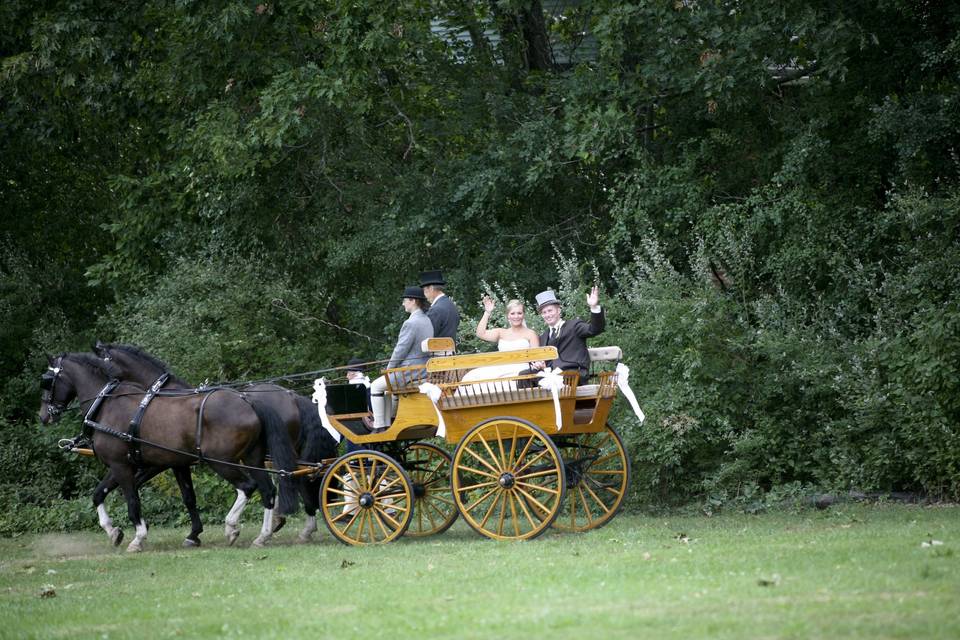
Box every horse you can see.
[93,342,339,542]
[39,352,299,552]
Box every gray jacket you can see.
[388,309,434,369]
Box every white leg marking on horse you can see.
[224,489,247,545]
[298,515,317,542]
[251,508,273,547]
[97,504,123,545]
[126,519,147,553]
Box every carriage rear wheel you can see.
[552,424,630,532]
[320,450,413,545]
[404,443,458,537]
[451,417,565,541]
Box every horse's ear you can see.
[46,353,55,365]
[92,341,104,354]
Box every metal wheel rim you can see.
[552,424,630,532]
[320,451,413,545]
[452,417,565,541]
[405,443,458,537]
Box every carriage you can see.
[45,338,640,549]
[312,337,635,545]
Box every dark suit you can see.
[541,310,605,381]
[427,294,460,341]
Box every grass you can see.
[0,503,957,639]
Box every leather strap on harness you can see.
[82,379,122,445]
[194,386,249,463]
[126,373,170,467]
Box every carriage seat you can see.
[421,336,455,356]
[574,346,622,398]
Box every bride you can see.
[461,296,540,382]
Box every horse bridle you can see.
[40,355,68,419]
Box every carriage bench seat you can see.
[427,346,565,408]
[573,346,622,398]
[438,375,576,410]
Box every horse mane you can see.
[101,343,174,372]
[61,352,121,380]
[100,342,191,386]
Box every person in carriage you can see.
[368,285,434,432]
[460,296,541,383]
[419,269,460,342]
[521,286,605,385]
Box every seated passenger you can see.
[461,297,540,383]
[520,286,604,385]
[369,286,434,431]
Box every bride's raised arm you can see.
[475,296,502,343]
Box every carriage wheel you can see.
[452,417,565,541]
[404,443,458,537]
[552,424,630,532]
[320,451,413,545]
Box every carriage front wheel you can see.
[451,417,565,541]
[319,450,413,545]
[552,424,630,532]
[404,443,458,537]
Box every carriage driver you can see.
[369,286,434,432]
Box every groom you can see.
[528,286,605,383]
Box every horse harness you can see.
[46,367,291,477]
[125,373,170,466]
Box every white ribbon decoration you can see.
[311,377,342,443]
[537,367,566,430]
[418,382,446,438]
[615,363,645,424]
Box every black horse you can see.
[93,342,339,542]
[39,352,299,551]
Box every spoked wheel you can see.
[552,424,630,532]
[404,443,458,537]
[452,417,565,541]
[320,450,413,545]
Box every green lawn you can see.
[0,504,957,639]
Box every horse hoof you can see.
[251,537,268,548]
[126,541,143,553]
[183,538,201,548]
[226,530,239,546]
[272,517,287,534]
[297,533,312,544]
[111,529,125,547]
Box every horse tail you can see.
[250,400,300,516]
[295,395,339,463]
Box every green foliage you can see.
[99,254,350,382]
[2,0,960,525]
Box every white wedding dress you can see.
[460,338,531,383]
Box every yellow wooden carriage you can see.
[317,338,631,545]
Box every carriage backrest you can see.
[325,383,370,415]
[420,336,455,356]
[587,346,621,379]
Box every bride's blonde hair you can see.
[505,299,524,314]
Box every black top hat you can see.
[401,285,427,300]
[346,357,365,373]
[418,270,446,287]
